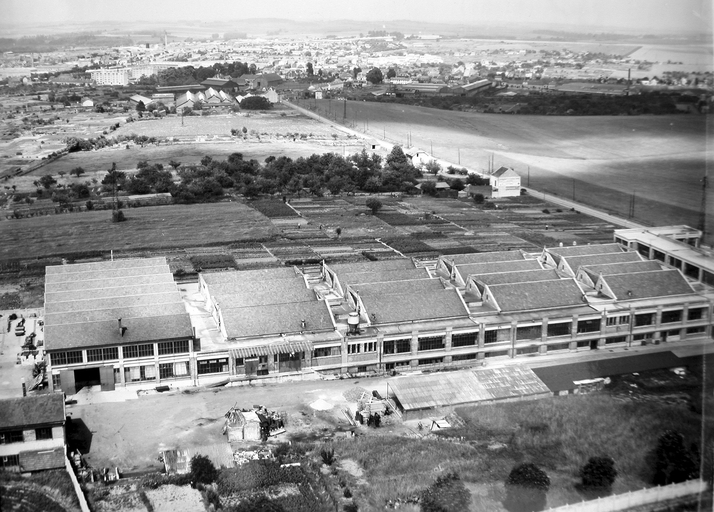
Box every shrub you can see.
[503,463,550,512]
[320,446,335,466]
[365,198,383,215]
[542,209,550,214]
[190,454,218,484]
[653,430,699,485]
[580,457,617,495]
[473,193,485,204]
[420,472,470,512]
[112,210,126,223]
[85,200,94,211]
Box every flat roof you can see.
[0,394,65,429]
[45,273,175,293]
[46,314,193,350]
[45,265,170,284]
[614,227,714,273]
[45,283,180,305]
[389,365,550,411]
[45,292,183,315]
[45,257,167,274]
[532,352,684,392]
[222,301,334,339]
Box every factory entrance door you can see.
[278,352,302,372]
[74,367,100,391]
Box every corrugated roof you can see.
[446,251,524,265]
[45,273,175,293]
[599,269,695,300]
[45,283,179,305]
[19,447,65,472]
[457,259,542,276]
[487,279,586,312]
[45,291,183,315]
[349,278,443,297]
[343,268,429,286]
[532,352,683,392]
[389,365,550,411]
[471,269,560,287]
[201,267,297,286]
[214,286,315,308]
[206,277,305,299]
[360,288,468,325]
[45,257,167,274]
[45,314,193,350]
[0,394,65,429]
[229,340,314,359]
[222,301,334,339]
[45,265,170,284]
[580,260,663,280]
[561,251,642,271]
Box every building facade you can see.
[89,68,130,86]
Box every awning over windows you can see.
[229,340,314,359]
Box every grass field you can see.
[317,100,713,240]
[0,202,277,260]
[335,394,710,511]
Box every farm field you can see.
[0,202,277,260]
[320,100,713,240]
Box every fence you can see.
[64,449,91,512]
[546,479,707,512]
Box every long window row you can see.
[87,347,119,362]
[158,340,190,355]
[123,344,155,359]
[50,350,83,366]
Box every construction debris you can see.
[343,386,368,402]
[233,448,274,466]
[223,404,287,442]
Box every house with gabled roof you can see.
[489,167,521,198]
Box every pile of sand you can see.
[309,398,333,411]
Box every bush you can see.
[320,446,335,466]
[240,96,272,110]
[504,463,550,512]
[365,198,383,215]
[473,193,485,204]
[190,454,218,484]
[580,457,617,495]
[653,430,699,485]
[112,210,126,223]
[420,472,470,512]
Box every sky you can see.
[2,0,712,34]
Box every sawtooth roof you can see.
[206,277,305,299]
[580,260,663,280]
[445,251,525,265]
[45,283,179,304]
[222,301,333,339]
[599,269,695,300]
[44,273,175,293]
[0,394,65,430]
[360,288,468,325]
[457,259,542,276]
[487,279,586,313]
[45,302,187,326]
[546,243,623,260]
[348,278,444,297]
[45,257,167,274]
[45,265,170,284]
[328,258,414,274]
[214,286,316,308]
[561,252,642,271]
[343,268,429,286]
[45,292,182,315]
[470,269,561,287]
[201,267,297,286]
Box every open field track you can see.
[313,100,713,236]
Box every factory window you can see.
[605,336,627,345]
[87,347,119,363]
[686,326,706,335]
[50,350,83,366]
[635,313,655,326]
[347,344,362,354]
[452,353,477,361]
[547,322,571,337]
[547,342,570,352]
[123,344,154,359]
[418,336,445,352]
[384,338,411,354]
[159,362,189,380]
[661,310,682,324]
[484,350,508,358]
[516,346,539,355]
[577,318,600,334]
[0,455,19,468]
[114,368,121,384]
[52,374,61,390]
[606,315,629,326]
[451,332,477,347]
[364,342,376,352]
[314,347,340,358]
[158,340,190,355]
[0,431,24,444]
[235,358,244,367]
[35,427,53,440]
[688,308,706,321]
[124,364,157,382]
[516,325,541,341]
[418,357,443,366]
[576,340,591,348]
[198,358,228,375]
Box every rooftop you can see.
[44,273,175,294]
[342,268,429,286]
[45,265,170,284]
[486,279,587,313]
[0,394,65,430]
[580,260,663,280]
[328,258,413,275]
[201,267,297,286]
[470,269,560,287]
[546,243,623,259]
[445,250,525,265]
[348,278,444,298]
[560,251,642,271]
[222,301,334,339]
[456,259,542,277]
[598,269,695,301]
[45,257,167,274]
[360,288,468,325]
[45,283,180,305]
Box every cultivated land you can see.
[314,100,713,237]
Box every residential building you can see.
[490,166,521,198]
[0,394,66,473]
[89,68,130,86]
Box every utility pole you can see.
[527,166,530,187]
[458,148,460,165]
[572,179,575,201]
[343,98,347,119]
[699,175,708,234]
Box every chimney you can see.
[118,318,126,337]
[300,319,306,330]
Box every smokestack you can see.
[118,318,125,337]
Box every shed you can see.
[225,410,262,442]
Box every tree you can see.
[421,472,470,512]
[387,68,397,79]
[39,174,57,189]
[504,463,550,512]
[352,66,362,79]
[231,495,284,512]
[420,181,437,196]
[70,167,85,177]
[473,193,485,204]
[306,62,314,77]
[135,101,145,113]
[365,197,382,214]
[168,160,181,170]
[240,96,272,110]
[580,457,617,495]
[653,430,699,485]
[190,454,218,484]
[366,67,384,85]
[425,160,441,175]
[449,179,465,191]
[193,100,203,111]
[467,173,488,186]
